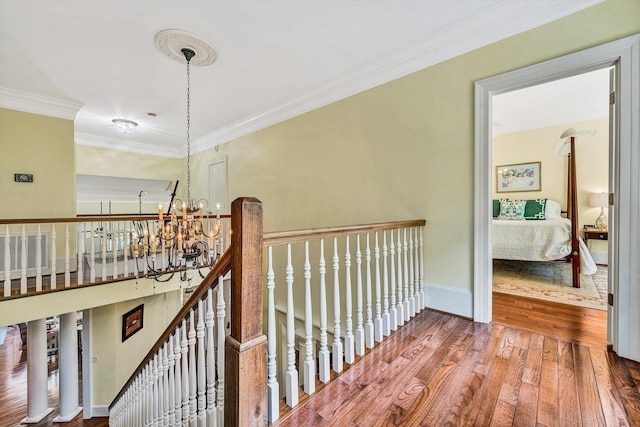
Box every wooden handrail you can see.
[108,247,232,410]
[263,219,426,246]
[0,214,231,225]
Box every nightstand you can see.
[581,228,608,246]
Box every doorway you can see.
[490,68,610,329]
[473,35,640,362]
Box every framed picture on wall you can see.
[122,304,144,342]
[496,161,541,193]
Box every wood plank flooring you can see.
[273,299,640,426]
[0,325,108,427]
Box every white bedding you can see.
[492,218,597,275]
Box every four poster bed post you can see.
[567,135,581,288]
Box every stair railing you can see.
[262,219,426,423]
[109,197,268,426]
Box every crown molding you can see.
[0,86,83,120]
[191,0,604,153]
[75,132,183,158]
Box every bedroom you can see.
[490,67,610,323]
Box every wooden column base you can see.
[225,334,268,426]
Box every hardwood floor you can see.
[3,294,637,426]
[0,325,108,427]
[273,303,640,426]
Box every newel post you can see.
[225,197,268,426]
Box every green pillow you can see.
[492,199,500,218]
[523,199,547,220]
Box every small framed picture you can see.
[496,161,541,193]
[122,304,144,342]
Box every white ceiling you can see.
[492,66,611,137]
[0,0,603,158]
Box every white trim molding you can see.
[0,86,83,121]
[75,132,183,158]
[474,34,640,362]
[423,282,473,319]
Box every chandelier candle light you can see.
[130,31,220,282]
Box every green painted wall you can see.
[190,0,639,292]
[0,108,75,219]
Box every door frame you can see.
[473,34,640,361]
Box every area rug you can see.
[492,259,608,310]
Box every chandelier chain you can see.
[186,54,191,202]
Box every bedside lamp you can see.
[589,192,608,231]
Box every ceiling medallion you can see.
[154,29,217,66]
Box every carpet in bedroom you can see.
[492,259,608,311]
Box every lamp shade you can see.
[589,192,608,208]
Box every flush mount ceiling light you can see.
[111,118,138,133]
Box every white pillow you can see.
[545,199,561,219]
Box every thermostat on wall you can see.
[14,173,33,183]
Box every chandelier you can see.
[131,31,219,283]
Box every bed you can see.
[492,128,597,288]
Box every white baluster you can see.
[303,241,315,395]
[413,227,421,311]
[3,226,10,297]
[77,223,84,286]
[374,232,383,343]
[181,319,190,424]
[285,243,298,406]
[420,226,425,311]
[174,331,183,426]
[266,246,280,420]
[90,223,96,283]
[152,354,159,427]
[50,225,57,289]
[188,310,197,426]
[162,345,169,426]
[167,339,176,426]
[365,233,374,348]
[355,234,365,356]
[112,222,119,280]
[344,236,355,364]
[197,300,206,426]
[20,225,27,294]
[147,364,154,427]
[36,224,42,292]
[332,237,343,372]
[382,230,390,336]
[402,229,410,321]
[123,223,129,278]
[409,227,416,316]
[101,225,107,281]
[64,224,71,287]
[389,230,398,331]
[397,229,406,326]
[318,239,330,383]
[205,289,217,427]
[216,277,225,426]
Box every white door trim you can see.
[473,34,640,362]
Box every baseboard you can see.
[423,282,473,318]
[590,250,608,265]
[91,405,109,417]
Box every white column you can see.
[54,312,82,422]
[23,319,54,423]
